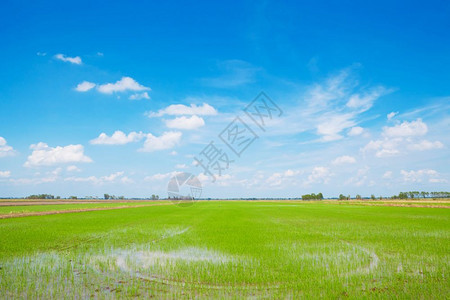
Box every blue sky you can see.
[0,0,449,198]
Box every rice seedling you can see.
[0,201,448,298]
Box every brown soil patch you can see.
[0,199,163,206]
[341,203,450,209]
[0,203,172,219]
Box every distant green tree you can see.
[301,193,323,200]
[104,194,110,200]
[339,194,347,200]
[356,194,362,200]
[398,192,408,199]
[371,194,376,200]
[26,194,54,199]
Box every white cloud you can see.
[75,81,96,92]
[267,66,392,142]
[408,140,444,151]
[50,167,63,176]
[120,176,134,184]
[67,165,81,172]
[363,119,444,157]
[65,171,132,185]
[54,54,82,64]
[346,87,390,112]
[90,131,145,145]
[387,111,398,120]
[382,171,393,179]
[383,118,428,137]
[348,126,364,136]
[97,76,150,94]
[0,170,11,178]
[0,137,15,157]
[332,155,356,165]
[144,171,180,181]
[64,176,98,183]
[400,169,441,183]
[169,151,178,156]
[198,173,234,187]
[10,176,58,185]
[429,178,448,183]
[147,103,217,117]
[165,115,205,130]
[24,142,92,167]
[139,131,182,152]
[102,171,124,182]
[305,167,331,185]
[175,164,188,169]
[306,69,350,108]
[362,138,401,157]
[266,169,302,187]
[9,168,63,185]
[345,166,370,187]
[316,113,355,141]
[129,92,150,100]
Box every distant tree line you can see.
[392,191,450,199]
[168,195,194,200]
[22,191,450,201]
[301,193,323,200]
[26,194,60,199]
[104,194,125,200]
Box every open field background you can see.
[0,200,449,298]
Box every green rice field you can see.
[0,200,449,298]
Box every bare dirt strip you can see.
[0,199,159,206]
[253,199,450,208]
[339,203,450,209]
[0,203,172,219]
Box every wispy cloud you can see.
[0,170,11,178]
[129,92,150,100]
[266,67,393,142]
[303,166,332,186]
[65,171,133,185]
[332,155,356,165]
[75,81,96,92]
[387,111,398,120]
[54,53,82,64]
